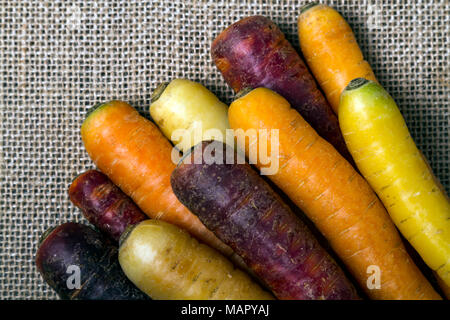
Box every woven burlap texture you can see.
[0,0,448,299]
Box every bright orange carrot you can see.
[298,3,377,113]
[228,88,441,300]
[81,101,233,257]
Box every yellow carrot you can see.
[339,78,450,287]
[298,3,377,113]
[119,220,274,300]
[150,79,230,153]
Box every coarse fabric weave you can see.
[0,0,448,299]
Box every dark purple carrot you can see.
[36,222,149,300]
[211,16,353,163]
[171,140,359,300]
[69,170,147,242]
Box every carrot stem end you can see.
[300,2,320,14]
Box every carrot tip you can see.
[300,2,320,14]
[68,169,101,199]
[86,102,108,119]
[69,169,96,186]
[38,226,57,247]
[345,78,370,91]
[151,82,169,104]
[235,87,254,100]
[119,223,139,248]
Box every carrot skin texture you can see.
[171,141,359,300]
[228,88,441,300]
[69,170,147,242]
[150,79,231,153]
[36,222,148,300]
[81,101,233,257]
[298,3,377,113]
[339,80,450,287]
[211,16,352,163]
[119,220,274,300]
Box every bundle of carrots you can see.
[36,2,449,301]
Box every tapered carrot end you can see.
[300,2,320,14]
[151,82,169,104]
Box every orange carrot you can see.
[298,3,377,113]
[228,88,440,300]
[81,101,233,257]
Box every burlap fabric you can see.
[0,0,448,299]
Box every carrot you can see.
[339,78,450,287]
[171,140,359,300]
[228,87,441,300]
[119,220,274,300]
[36,222,148,300]
[81,100,233,258]
[211,16,354,164]
[69,169,147,242]
[298,3,378,114]
[150,79,231,153]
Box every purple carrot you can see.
[69,170,147,242]
[36,222,149,300]
[171,140,359,300]
[211,16,353,164]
